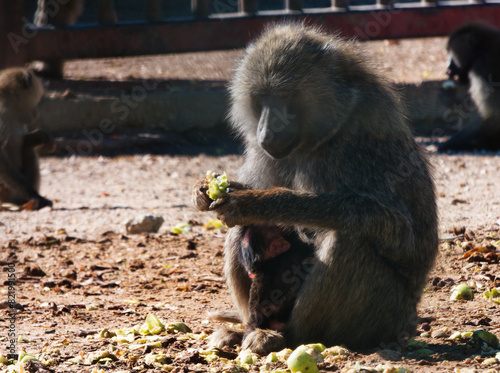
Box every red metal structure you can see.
[1,0,500,69]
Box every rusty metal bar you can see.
[286,0,303,11]
[239,0,258,14]
[192,0,211,18]
[2,3,500,68]
[377,0,395,7]
[332,0,349,8]
[146,0,163,21]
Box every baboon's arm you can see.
[24,130,53,148]
[210,188,414,254]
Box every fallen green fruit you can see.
[287,345,320,373]
[237,349,256,365]
[483,288,500,304]
[305,343,326,353]
[139,313,166,335]
[171,222,192,235]
[471,330,499,348]
[166,322,192,334]
[450,284,473,300]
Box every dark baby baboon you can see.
[213,225,314,344]
[33,0,85,79]
[0,68,53,210]
[193,23,438,355]
[438,22,500,151]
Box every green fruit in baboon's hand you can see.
[205,171,230,201]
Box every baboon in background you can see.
[193,23,438,354]
[0,68,53,210]
[33,0,85,79]
[438,22,500,151]
[211,225,314,343]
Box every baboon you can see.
[33,0,85,79]
[193,23,438,354]
[438,22,500,151]
[0,68,53,210]
[212,225,314,343]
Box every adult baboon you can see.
[33,0,85,79]
[0,68,53,210]
[438,22,500,151]
[193,23,437,354]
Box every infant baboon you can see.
[193,23,437,354]
[238,225,313,335]
[209,224,314,353]
[0,68,53,210]
[33,0,85,79]
[439,22,500,151]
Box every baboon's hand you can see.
[209,190,257,227]
[192,177,211,211]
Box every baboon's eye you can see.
[252,95,263,113]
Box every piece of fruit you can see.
[206,171,230,201]
[287,345,320,373]
[471,330,499,348]
[236,349,257,365]
[450,284,473,300]
[139,313,165,335]
[166,322,192,334]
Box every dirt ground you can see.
[1,36,500,373]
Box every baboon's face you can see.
[254,94,300,159]
[446,56,469,84]
[0,68,43,123]
[230,25,354,159]
[446,33,475,84]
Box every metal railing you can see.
[1,0,499,69]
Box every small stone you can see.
[125,215,164,234]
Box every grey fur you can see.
[193,23,438,354]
